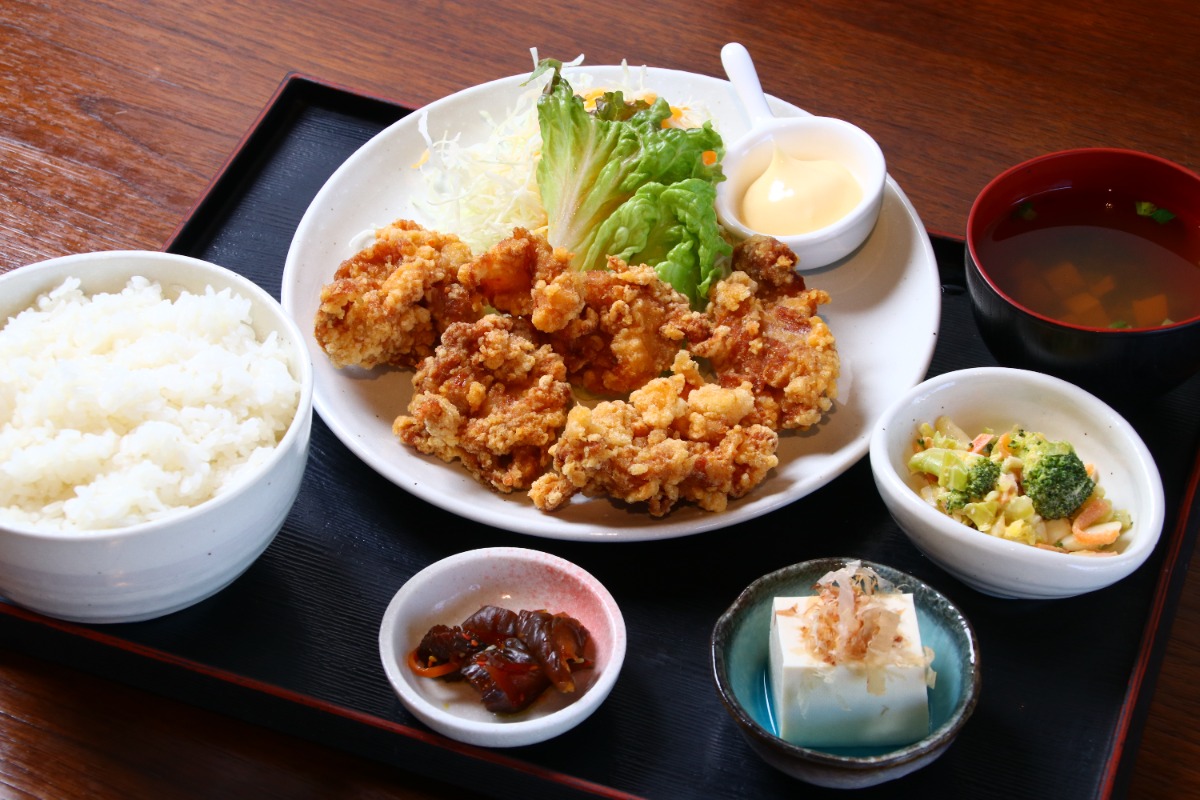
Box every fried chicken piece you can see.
[530,351,779,516]
[731,234,806,298]
[456,227,580,330]
[393,315,573,493]
[692,239,840,431]
[314,220,483,369]
[461,230,709,396]
[535,257,711,397]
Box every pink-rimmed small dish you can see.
[378,547,626,747]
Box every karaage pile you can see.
[315,221,840,516]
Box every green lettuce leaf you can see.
[584,179,730,307]
[532,59,729,306]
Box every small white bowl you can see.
[869,367,1164,599]
[378,547,626,748]
[716,116,887,271]
[715,42,886,272]
[0,251,314,623]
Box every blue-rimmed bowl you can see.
[711,558,980,788]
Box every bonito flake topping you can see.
[796,561,936,695]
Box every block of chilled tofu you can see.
[769,591,930,748]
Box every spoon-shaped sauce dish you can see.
[715,42,887,271]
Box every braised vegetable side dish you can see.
[907,416,1132,554]
[408,605,594,713]
[312,59,842,517]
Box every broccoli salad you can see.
[907,416,1132,555]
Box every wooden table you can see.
[1,1,1196,796]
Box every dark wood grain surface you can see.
[1,1,1197,797]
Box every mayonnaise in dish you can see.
[739,145,862,235]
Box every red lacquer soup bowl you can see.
[966,148,1200,399]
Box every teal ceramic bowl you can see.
[711,558,980,789]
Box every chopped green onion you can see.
[1135,201,1176,224]
[1108,320,1131,329]
[1015,201,1037,221]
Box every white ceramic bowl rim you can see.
[0,250,315,543]
[870,367,1165,568]
[717,115,887,250]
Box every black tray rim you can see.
[3,71,1197,800]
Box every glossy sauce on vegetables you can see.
[410,605,593,714]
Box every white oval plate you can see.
[281,65,941,541]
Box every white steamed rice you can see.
[0,276,300,531]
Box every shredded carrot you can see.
[969,433,995,454]
[702,150,717,166]
[1070,520,1122,549]
[1071,497,1112,538]
[407,648,460,679]
[994,431,1012,459]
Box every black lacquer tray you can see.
[3,74,1199,800]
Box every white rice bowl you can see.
[0,276,300,531]
[0,251,313,623]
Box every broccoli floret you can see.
[1021,441,1095,519]
[908,448,1001,508]
[942,489,970,511]
[1005,428,1045,458]
[963,456,1000,499]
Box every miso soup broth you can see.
[979,187,1200,329]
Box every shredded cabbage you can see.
[411,51,715,257]
[412,75,552,253]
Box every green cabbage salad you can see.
[907,416,1132,554]
[530,59,731,308]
